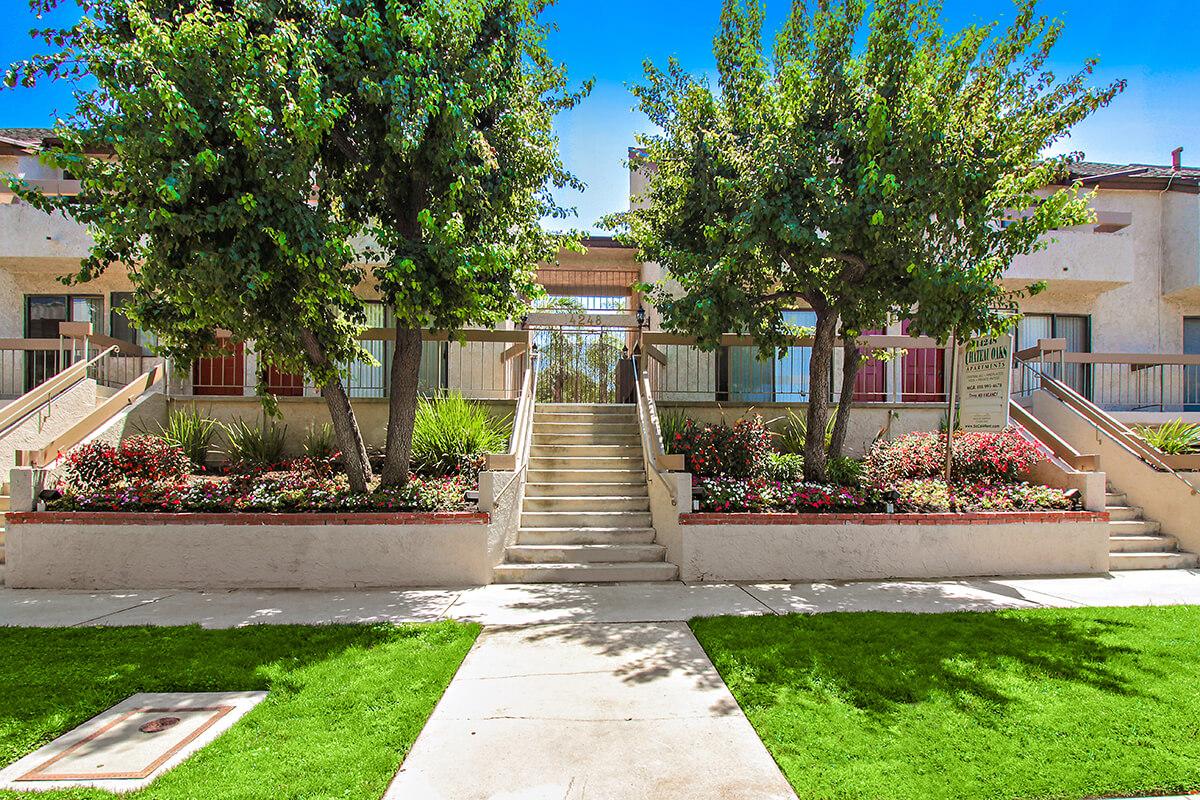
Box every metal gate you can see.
[533,326,634,404]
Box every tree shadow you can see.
[691,610,1151,724]
[0,623,431,767]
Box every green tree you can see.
[6,0,376,490]
[318,0,590,486]
[610,0,1123,480]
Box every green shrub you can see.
[1135,419,1200,455]
[411,393,510,477]
[658,409,688,453]
[223,419,288,470]
[760,452,804,482]
[303,422,336,460]
[775,409,834,455]
[826,456,864,487]
[157,406,217,469]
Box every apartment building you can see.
[3,126,1200,415]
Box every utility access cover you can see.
[0,692,267,793]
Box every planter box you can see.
[5,511,492,589]
[677,511,1110,582]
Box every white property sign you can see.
[956,333,1013,432]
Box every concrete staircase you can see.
[493,403,678,583]
[1106,486,1199,570]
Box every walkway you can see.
[4,570,1200,628]
[5,571,1200,798]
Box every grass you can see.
[0,622,479,799]
[691,607,1200,800]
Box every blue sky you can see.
[3,0,1197,232]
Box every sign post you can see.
[943,333,958,481]
[957,333,1015,433]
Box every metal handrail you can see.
[492,352,539,504]
[632,351,679,506]
[1019,358,1199,495]
[0,345,119,440]
[16,363,165,468]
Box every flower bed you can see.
[47,437,473,514]
[678,422,1077,514]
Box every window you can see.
[1017,313,1091,397]
[23,294,104,389]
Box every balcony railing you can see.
[175,329,530,400]
[641,332,950,404]
[1015,345,1200,413]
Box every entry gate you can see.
[532,326,635,404]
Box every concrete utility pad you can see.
[0,692,267,793]
[385,622,797,799]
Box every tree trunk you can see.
[803,308,838,482]
[298,328,372,493]
[381,325,424,487]
[828,339,863,460]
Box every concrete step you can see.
[1110,551,1200,570]
[533,410,638,423]
[523,495,651,513]
[527,468,646,483]
[533,421,639,434]
[1105,492,1127,506]
[532,433,642,446]
[529,456,644,470]
[1108,519,1162,535]
[1104,505,1143,522]
[504,544,666,564]
[526,481,647,498]
[530,443,644,458]
[518,527,657,545]
[520,510,653,528]
[492,561,679,583]
[1109,533,1179,553]
[537,403,636,413]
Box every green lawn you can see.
[692,607,1200,800]
[0,622,478,799]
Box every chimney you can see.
[1172,147,1183,171]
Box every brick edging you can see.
[680,511,1109,526]
[6,511,490,526]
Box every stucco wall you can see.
[1031,388,1200,556]
[677,512,1110,582]
[6,513,493,589]
[0,378,96,478]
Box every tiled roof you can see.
[1063,160,1200,189]
[0,128,55,146]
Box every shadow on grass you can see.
[0,624,426,768]
[693,610,1149,721]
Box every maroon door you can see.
[192,340,245,396]
[263,364,305,397]
[900,319,946,402]
[852,328,887,402]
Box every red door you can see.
[852,328,887,402]
[263,364,305,397]
[192,340,245,396]
[901,319,946,402]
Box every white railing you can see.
[178,328,529,400]
[641,332,950,404]
[632,348,684,507]
[481,339,538,511]
[0,344,119,440]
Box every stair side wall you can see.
[1031,389,1200,554]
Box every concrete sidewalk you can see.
[384,622,797,800]
[3,570,1200,628]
